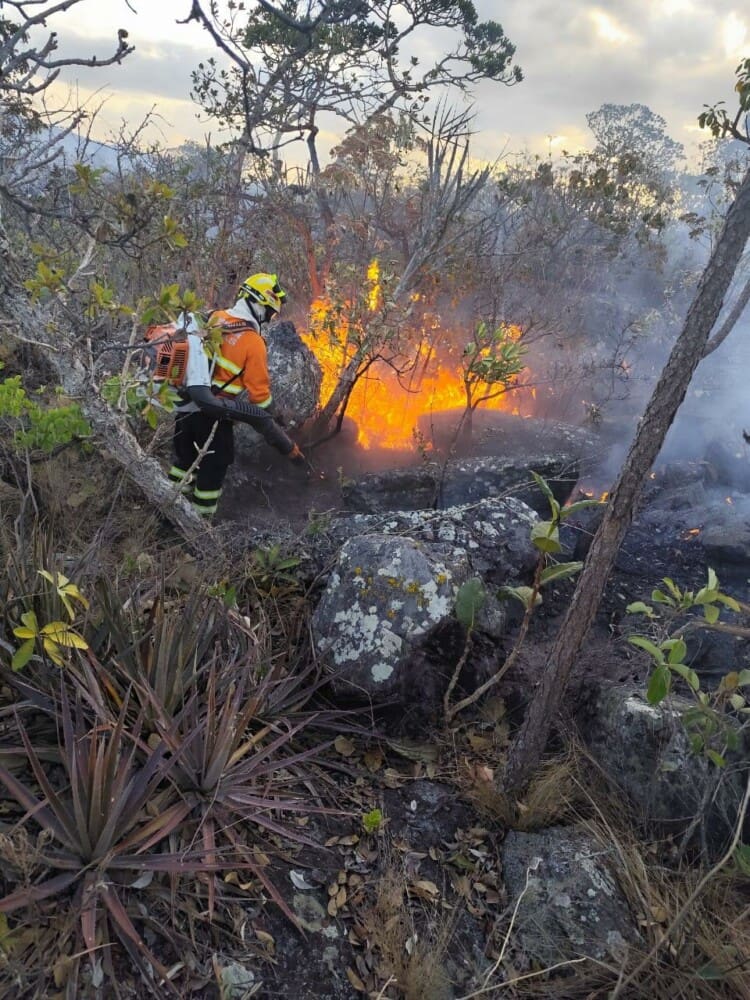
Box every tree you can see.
[586,102,684,172]
[0,3,133,219]
[308,105,496,436]
[184,0,521,298]
[504,82,750,795]
[0,5,216,547]
[458,321,526,436]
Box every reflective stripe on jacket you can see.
[209,309,273,407]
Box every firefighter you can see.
[168,274,305,517]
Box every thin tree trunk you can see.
[504,166,750,796]
[703,268,750,357]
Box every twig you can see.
[446,558,543,721]
[443,626,473,720]
[456,858,548,1000]
[374,975,396,999]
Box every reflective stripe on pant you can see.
[193,486,221,515]
[172,411,234,517]
[168,465,194,492]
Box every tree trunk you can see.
[504,165,750,796]
[703,268,750,357]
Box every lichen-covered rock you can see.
[312,533,470,700]
[234,320,321,456]
[322,496,539,585]
[581,685,746,852]
[266,321,321,424]
[502,825,637,967]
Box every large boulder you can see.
[234,321,321,457]
[502,825,637,967]
[266,320,321,424]
[320,496,539,585]
[580,685,747,852]
[312,533,470,701]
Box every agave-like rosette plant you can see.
[0,689,231,995]
[144,663,342,921]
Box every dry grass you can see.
[367,866,454,1000]
[479,767,750,999]
[467,751,581,831]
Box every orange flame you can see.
[302,291,528,450]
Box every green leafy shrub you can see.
[626,568,750,767]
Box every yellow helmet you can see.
[238,272,286,314]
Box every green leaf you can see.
[12,640,35,672]
[501,586,541,610]
[704,604,720,624]
[664,638,687,664]
[626,601,653,615]
[628,635,665,664]
[539,561,582,586]
[651,589,675,606]
[362,808,383,834]
[706,749,726,768]
[531,521,561,554]
[733,843,750,876]
[737,669,750,687]
[670,662,699,691]
[694,587,719,605]
[560,498,606,518]
[716,592,740,612]
[707,568,719,592]
[531,471,555,503]
[647,664,671,704]
[455,577,486,628]
[697,962,726,981]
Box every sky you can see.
[42,0,749,164]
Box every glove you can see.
[288,443,306,466]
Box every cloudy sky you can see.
[46,0,748,163]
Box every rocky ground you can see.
[200,409,750,999]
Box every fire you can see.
[726,496,734,505]
[302,280,528,450]
[684,528,701,538]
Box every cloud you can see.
[42,1,749,157]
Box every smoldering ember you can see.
[1,3,750,999]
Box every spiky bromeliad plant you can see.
[142,661,340,921]
[0,690,209,996]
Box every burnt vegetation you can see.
[1,2,750,998]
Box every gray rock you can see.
[266,320,321,424]
[312,533,470,700]
[235,320,321,455]
[502,825,637,967]
[342,416,595,515]
[324,496,539,585]
[700,516,750,565]
[219,962,257,999]
[581,685,746,852]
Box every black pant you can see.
[170,410,234,515]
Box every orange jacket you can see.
[209,309,273,408]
